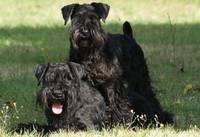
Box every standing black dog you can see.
[61,3,173,126]
[34,62,106,131]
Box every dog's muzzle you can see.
[76,26,91,40]
[72,25,105,47]
[80,27,90,37]
[50,91,65,115]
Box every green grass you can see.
[1,127,200,137]
[1,0,200,136]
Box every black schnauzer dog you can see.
[61,3,173,126]
[34,62,106,131]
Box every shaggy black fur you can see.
[34,62,106,131]
[61,3,173,126]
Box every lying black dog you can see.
[14,62,106,134]
[14,59,171,134]
[61,2,173,126]
[14,61,164,134]
[34,62,106,131]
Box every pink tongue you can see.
[52,103,63,115]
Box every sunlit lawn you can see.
[1,0,200,136]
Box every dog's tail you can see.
[123,21,133,38]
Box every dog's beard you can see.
[72,28,105,48]
[37,88,65,115]
[37,88,78,116]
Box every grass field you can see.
[1,0,200,136]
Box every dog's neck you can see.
[79,45,103,61]
[70,38,105,62]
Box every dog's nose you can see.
[82,27,89,34]
[52,91,63,99]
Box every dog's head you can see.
[34,62,84,115]
[61,3,110,48]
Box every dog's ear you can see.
[34,64,45,81]
[34,63,50,86]
[61,4,79,25]
[68,62,84,79]
[91,2,110,22]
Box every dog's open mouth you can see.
[51,103,63,115]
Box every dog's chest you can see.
[82,52,122,85]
